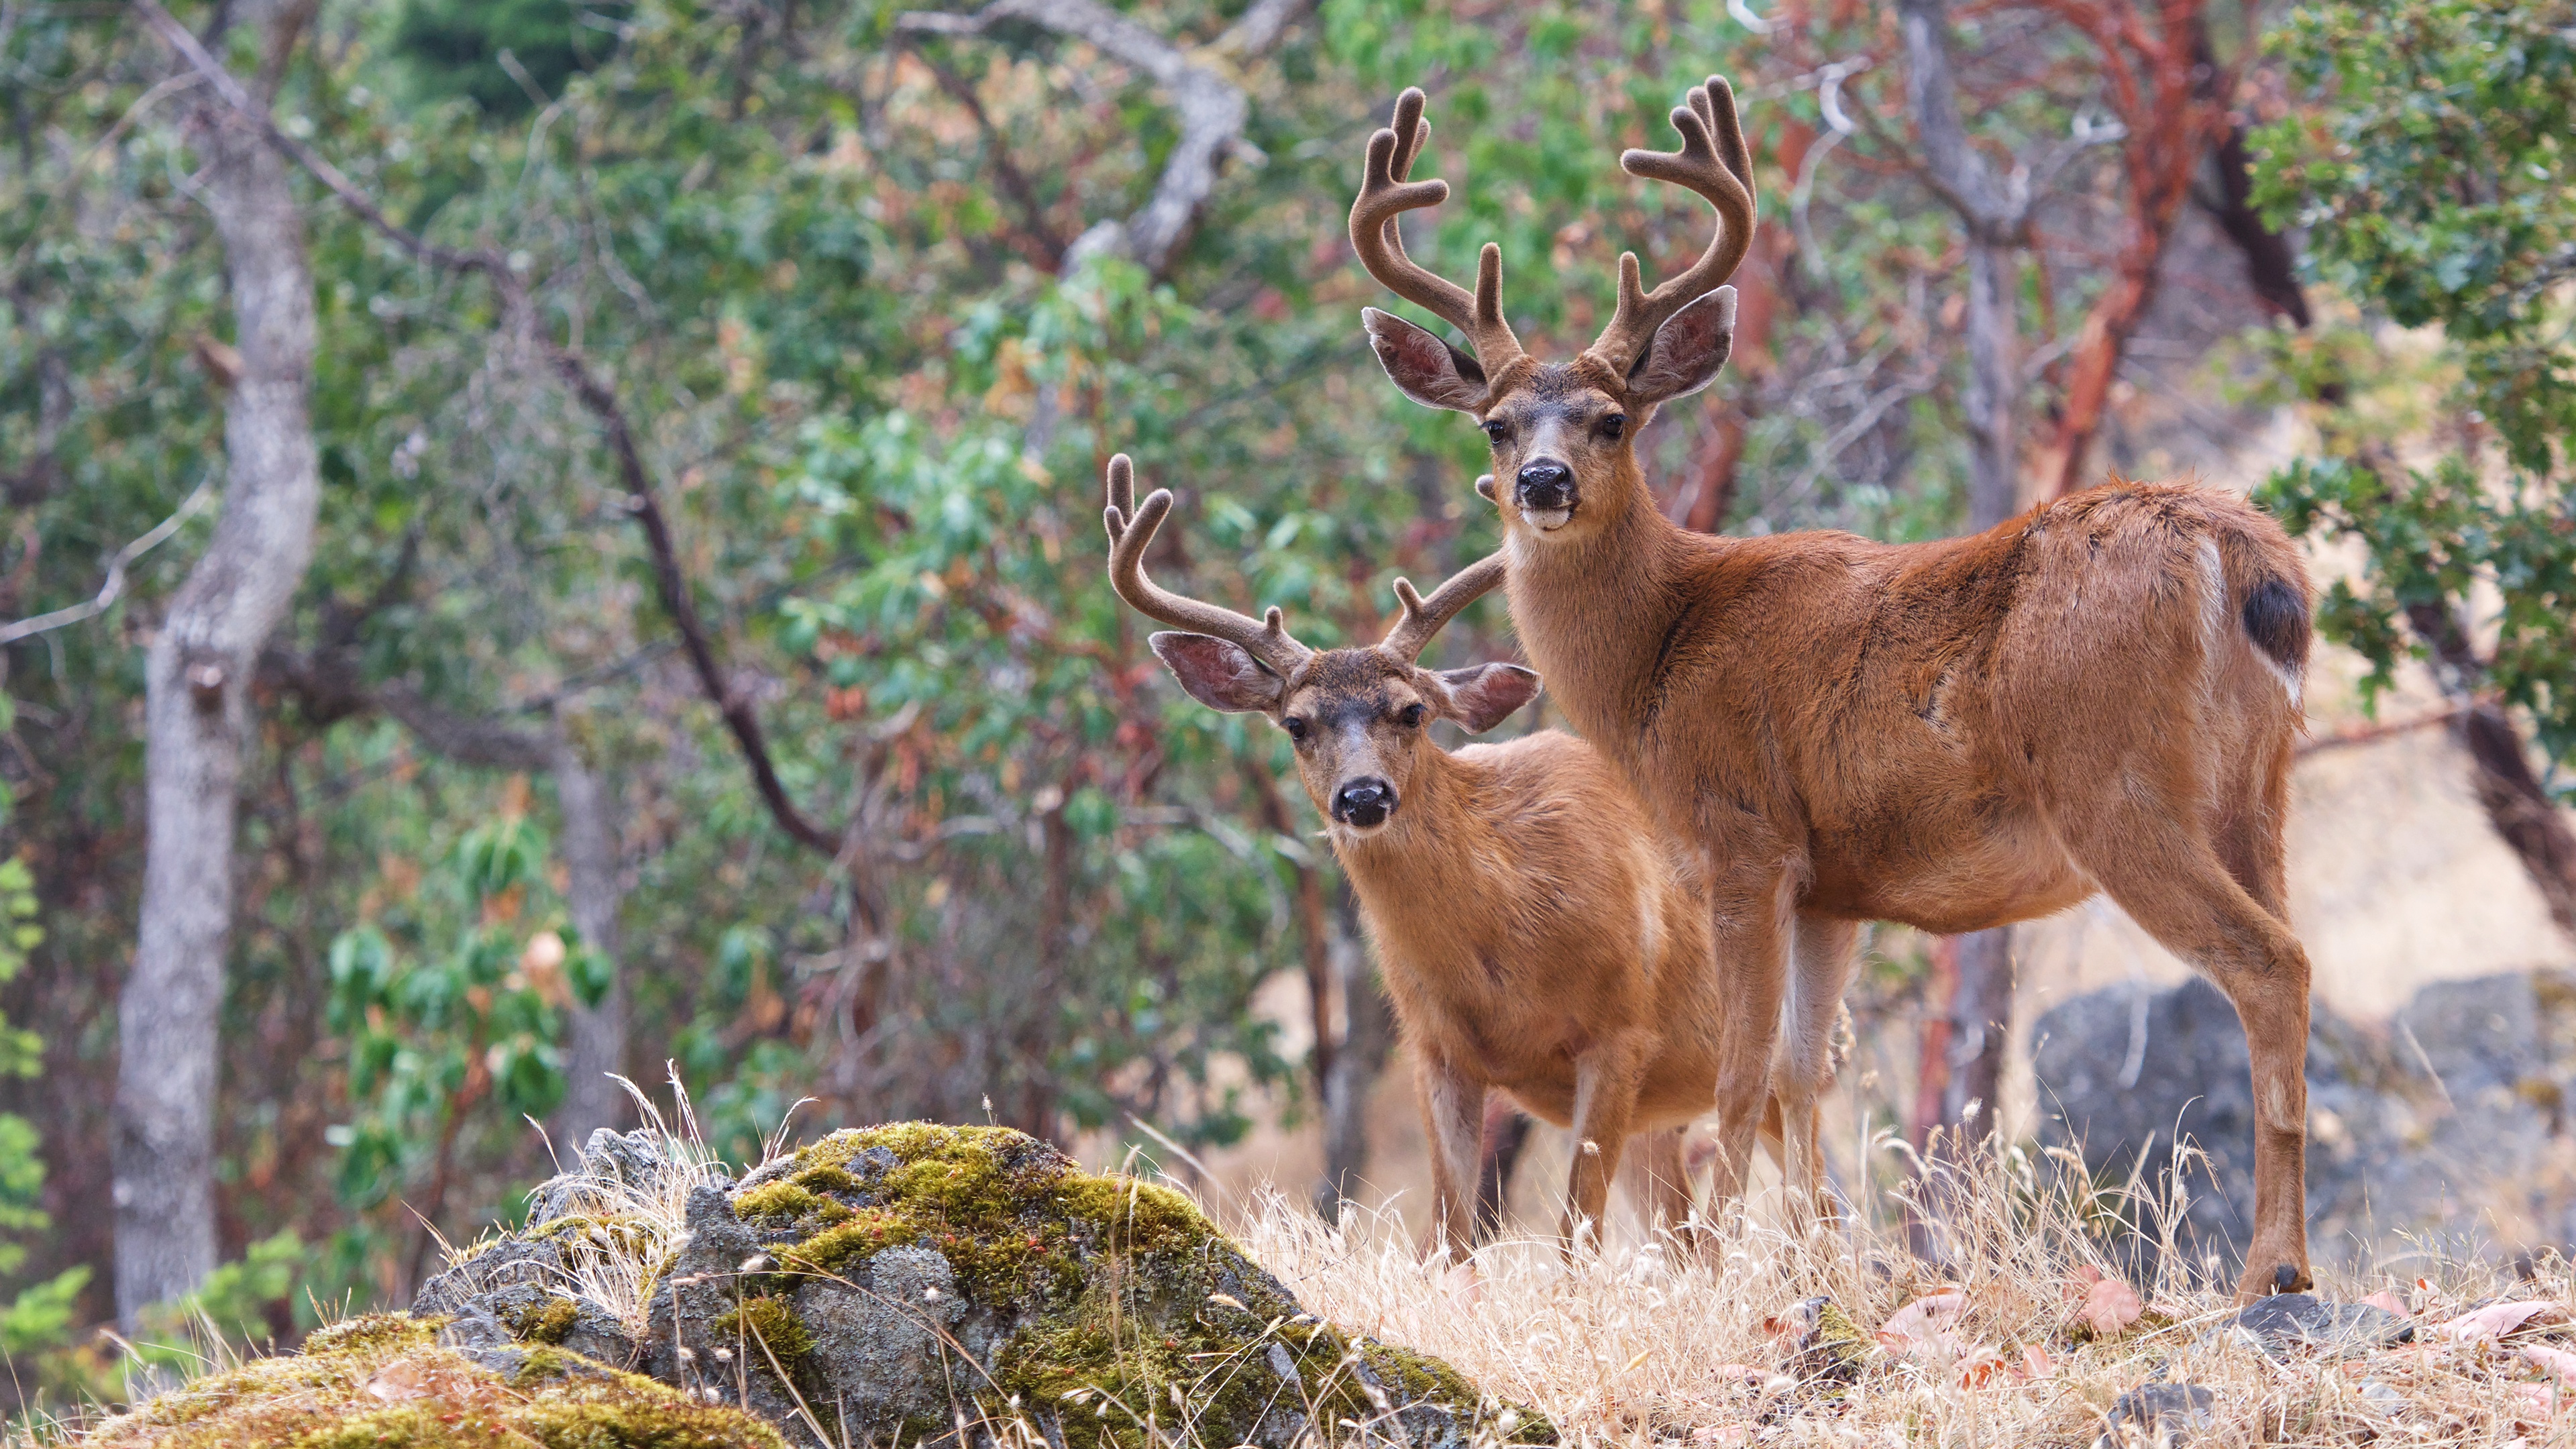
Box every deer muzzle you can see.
[1514,460,1576,531]
[1332,777,1396,830]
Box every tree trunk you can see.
[2405,600,2576,940]
[1315,883,1391,1222]
[1937,237,2022,1156]
[1940,928,2016,1136]
[548,735,631,1148]
[113,18,321,1329]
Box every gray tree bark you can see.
[1902,0,2025,1152]
[114,0,321,1330]
[1315,884,1391,1222]
[548,733,632,1147]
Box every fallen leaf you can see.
[2511,1380,2557,1425]
[2441,1301,2554,1344]
[2020,1343,2056,1380]
[2525,1343,2576,1387]
[1956,1349,2010,1387]
[2082,1275,2145,1339]
[1876,1291,1968,1358]
[365,1358,437,1403]
[2361,1291,2410,1318]
[1440,1259,1481,1311]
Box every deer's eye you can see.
[1397,703,1426,729]
[1598,413,1628,441]
[1281,716,1310,742]
[1482,419,1509,443]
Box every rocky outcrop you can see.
[642,1122,1547,1449]
[103,1122,1537,1448]
[2035,969,2576,1276]
[396,1122,1539,1449]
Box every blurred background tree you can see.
[2255,0,2576,932]
[1,0,2568,1411]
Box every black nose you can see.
[1332,777,1395,828]
[1515,459,1574,511]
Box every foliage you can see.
[325,809,592,1211]
[2253,0,2576,775]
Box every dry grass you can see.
[1226,1134,2576,1447]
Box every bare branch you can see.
[915,51,1068,267]
[897,0,1310,276]
[0,477,213,648]
[1896,0,2018,234]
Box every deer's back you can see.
[1615,482,2307,929]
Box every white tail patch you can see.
[2199,536,2304,708]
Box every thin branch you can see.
[134,0,504,277]
[2294,707,2467,759]
[914,50,1067,267]
[550,355,843,854]
[0,477,213,647]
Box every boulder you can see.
[2034,969,2576,1277]
[394,1121,1542,1449]
[645,1122,1549,1449]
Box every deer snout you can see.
[1332,777,1396,829]
[1514,460,1576,529]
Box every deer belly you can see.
[1803,796,2092,930]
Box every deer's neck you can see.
[1331,755,1505,967]
[1503,470,1707,758]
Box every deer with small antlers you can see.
[1103,454,1770,1258]
[1348,78,2318,1299]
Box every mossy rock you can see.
[648,1122,1550,1449]
[84,1312,784,1448]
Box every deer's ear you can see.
[1363,308,1488,413]
[1626,286,1737,404]
[1433,663,1541,733]
[1149,633,1285,714]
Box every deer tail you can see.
[2212,519,2312,704]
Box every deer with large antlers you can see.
[1104,454,1772,1258]
[1349,79,2318,1299]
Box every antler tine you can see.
[1587,75,1758,374]
[1381,553,1507,663]
[1102,455,1311,677]
[1350,87,1525,373]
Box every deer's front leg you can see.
[1562,1033,1650,1255]
[1416,1051,1486,1264]
[1703,863,1794,1216]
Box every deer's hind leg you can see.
[2061,797,2313,1301]
[1621,1127,1698,1248]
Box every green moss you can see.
[302,1313,439,1356]
[743,1122,1540,1447]
[94,1314,784,1449]
[712,1295,813,1375]
[506,1295,580,1345]
[732,1179,851,1228]
[769,1123,1222,1306]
